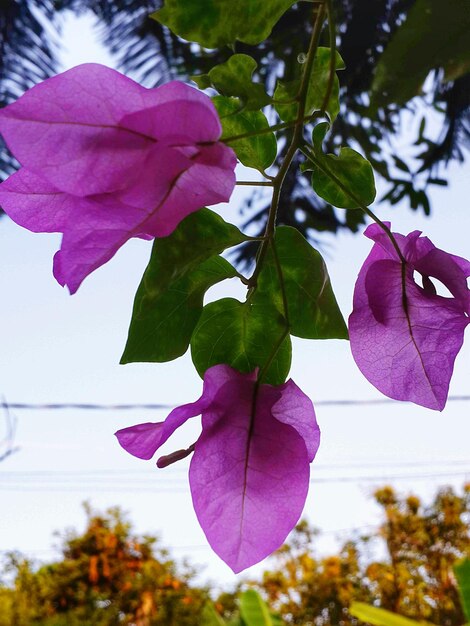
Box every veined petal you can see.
[268,379,320,461]
[0,64,157,196]
[190,375,310,573]
[120,81,222,144]
[115,364,242,460]
[349,226,469,411]
[0,64,237,291]
[0,169,72,232]
[115,422,165,460]
[144,143,237,237]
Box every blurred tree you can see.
[237,485,470,625]
[1,487,469,625]
[0,0,469,260]
[0,503,208,625]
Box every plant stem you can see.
[321,0,337,114]
[251,4,327,385]
[236,181,274,187]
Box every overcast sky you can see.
[0,11,468,588]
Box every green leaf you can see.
[349,603,434,626]
[193,55,271,111]
[454,559,470,621]
[258,227,348,340]
[309,122,376,209]
[121,209,247,364]
[239,590,273,626]
[201,603,227,626]
[274,48,345,123]
[152,0,296,49]
[372,0,470,107]
[214,96,277,170]
[190,297,291,385]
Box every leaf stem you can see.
[303,146,406,264]
[303,145,410,319]
[223,111,323,144]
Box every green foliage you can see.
[257,227,348,340]
[152,0,296,48]
[1,487,469,626]
[190,297,291,385]
[240,589,274,625]
[274,48,345,123]
[307,122,376,208]
[202,602,227,625]
[193,55,271,111]
[349,603,434,626]
[0,505,208,625]
[121,210,247,364]
[253,486,470,626]
[372,0,470,107]
[214,96,277,170]
[455,559,470,622]
[202,590,283,626]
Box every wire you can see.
[2,459,470,481]
[1,395,469,411]
[0,469,468,492]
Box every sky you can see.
[0,10,469,589]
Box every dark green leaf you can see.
[152,0,296,48]
[239,589,273,626]
[454,559,470,621]
[372,0,470,107]
[122,256,237,364]
[193,55,271,110]
[309,122,376,209]
[190,297,291,385]
[274,48,345,123]
[257,227,348,340]
[121,209,247,364]
[214,96,277,170]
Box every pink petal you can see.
[119,81,222,144]
[0,64,237,291]
[115,364,241,461]
[268,379,320,461]
[0,169,71,232]
[51,142,229,292]
[0,64,156,196]
[115,422,165,460]
[144,143,237,237]
[190,375,310,573]
[349,227,470,411]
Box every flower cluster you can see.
[0,64,236,293]
[349,224,469,411]
[116,364,320,572]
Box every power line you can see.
[2,458,470,477]
[0,469,468,492]
[1,395,469,411]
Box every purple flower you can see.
[115,364,320,573]
[0,64,236,293]
[349,223,470,410]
